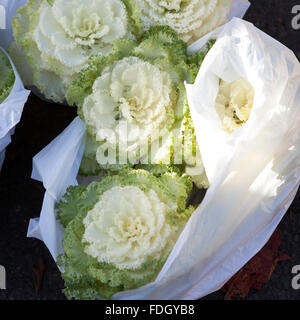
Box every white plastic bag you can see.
[0,1,30,171]
[0,46,30,172]
[27,18,300,300]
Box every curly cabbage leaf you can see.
[133,0,232,44]
[10,0,133,103]
[56,169,194,299]
[0,50,15,104]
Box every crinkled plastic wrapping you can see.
[0,46,30,172]
[27,18,300,299]
[0,0,250,105]
[0,1,30,171]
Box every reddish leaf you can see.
[33,257,46,293]
[222,230,290,300]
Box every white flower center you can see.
[82,186,177,269]
[215,78,255,133]
[63,6,111,46]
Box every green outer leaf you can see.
[55,184,98,228]
[134,163,184,177]
[0,50,15,104]
[78,157,102,177]
[121,0,143,38]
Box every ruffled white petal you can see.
[82,186,177,269]
[215,78,255,133]
[29,0,129,101]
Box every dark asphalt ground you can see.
[0,0,300,300]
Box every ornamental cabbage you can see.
[56,169,195,299]
[215,78,255,133]
[10,0,132,102]
[67,26,212,188]
[132,0,232,44]
[0,50,15,104]
[83,56,174,167]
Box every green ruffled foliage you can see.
[0,50,15,104]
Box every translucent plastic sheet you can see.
[0,1,30,169]
[0,46,30,171]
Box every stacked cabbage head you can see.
[0,50,15,104]
[67,26,212,188]
[10,0,133,102]
[56,169,195,299]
